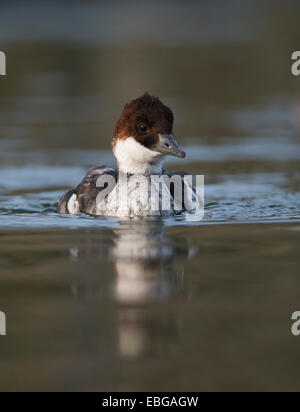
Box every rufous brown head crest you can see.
[112,93,174,150]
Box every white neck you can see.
[113,137,165,174]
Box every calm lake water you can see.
[0,0,300,392]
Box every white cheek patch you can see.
[114,137,164,174]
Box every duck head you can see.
[112,93,185,174]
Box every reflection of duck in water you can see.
[69,220,196,358]
[113,221,195,358]
[112,221,187,304]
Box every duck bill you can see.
[156,134,186,158]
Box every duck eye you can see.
[138,123,148,133]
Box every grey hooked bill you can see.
[157,134,186,158]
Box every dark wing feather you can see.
[58,189,76,214]
[58,166,118,215]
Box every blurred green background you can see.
[1,0,300,150]
[0,0,300,392]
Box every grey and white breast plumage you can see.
[58,166,194,217]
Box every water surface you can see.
[0,0,300,392]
